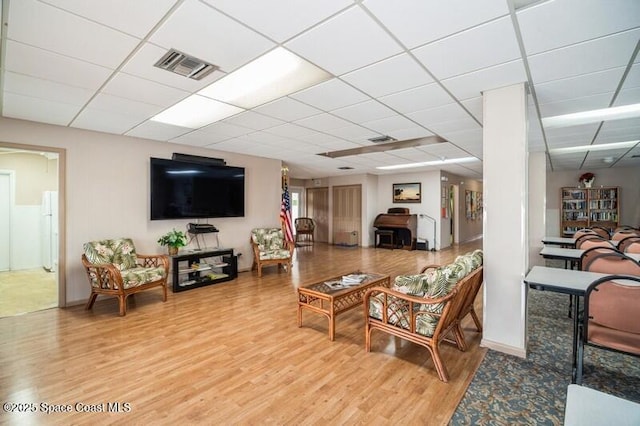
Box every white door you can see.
[0,173,11,271]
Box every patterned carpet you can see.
[451,290,640,425]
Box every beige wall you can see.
[0,117,281,305]
[0,152,57,205]
[546,166,640,235]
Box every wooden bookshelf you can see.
[560,186,619,236]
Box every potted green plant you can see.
[157,228,188,255]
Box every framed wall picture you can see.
[393,182,421,203]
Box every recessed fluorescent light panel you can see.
[151,95,244,128]
[542,103,640,129]
[198,47,331,109]
[549,140,639,155]
[377,157,479,170]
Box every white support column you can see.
[481,83,528,357]
[528,152,547,269]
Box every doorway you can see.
[0,144,65,317]
[306,187,329,242]
[332,184,362,246]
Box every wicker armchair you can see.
[250,228,295,277]
[295,217,315,244]
[364,250,483,382]
[82,238,169,316]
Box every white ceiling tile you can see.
[40,0,178,38]
[285,7,402,75]
[253,97,322,121]
[428,116,481,136]
[150,0,275,73]
[102,73,189,107]
[291,79,370,111]
[324,124,380,142]
[596,118,640,143]
[461,97,483,123]
[418,142,470,159]
[71,108,146,134]
[265,123,317,138]
[441,59,527,101]
[222,111,284,131]
[437,128,483,148]
[528,28,640,84]
[517,0,640,55]
[5,41,112,90]
[3,92,80,126]
[331,101,396,123]
[297,133,358,150]
[387,127,434,141]
[535,67,626,105]
[4,72,94,106]
[412,17,520,80]
[8,0,139,68]
[621,64,640,89]
[361,115,418,134]
[122,43,223,92]
[614,87,640,107]
[453,139,483,159]
[295,113,352,132]
[364,0,508,49]
[198,122,254,138]
[170,130,232,147]
[341,53,433,97]
[379,83,454,114]
[407,103,477,128]
[84,93,162,118]
[125,121,193,141]
[204,0,352,42]
[388,147,439,162]
[538,92,614,118]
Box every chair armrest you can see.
[419,264,441,274]
[136,253,170,272]
[81,255,124,291]
[364,285,459,334]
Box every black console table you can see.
[171,248,237,292]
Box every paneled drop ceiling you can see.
[0,0,639,178]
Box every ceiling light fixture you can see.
[150,95,244,128]
[548,140,639,155]
[198,47,331,109]
[376,157,479,170]
[542,103,640,129]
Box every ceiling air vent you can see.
[368,135,397,143]
[154,49,218,81]
[338,166,354,170]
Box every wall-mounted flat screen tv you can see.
[150,157,245,220]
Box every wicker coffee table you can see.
[297,272,390,341]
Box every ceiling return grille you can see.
[154,49,219,80]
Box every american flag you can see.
[280,186,294,243]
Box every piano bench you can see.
[375,230,395,249]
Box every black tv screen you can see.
[150,157,245,220]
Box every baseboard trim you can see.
[480,338,527,358]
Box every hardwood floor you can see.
[0,240,484,425]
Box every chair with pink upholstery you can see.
[589,226,611,239]
[580,247,640,275]
[576,236,614,250]
[574,229,597,240]
[618,236,640,253]
[612,229,640,241]
[576,274,640,384]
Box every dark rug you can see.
[451,290,640,425]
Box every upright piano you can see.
[373,208,417,250]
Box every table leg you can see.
[571,294,580,383]
[297,303,302,327]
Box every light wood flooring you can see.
[0,240,484,425]
[0,268,57,317]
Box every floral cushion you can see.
[258,248,292,260]
[251,228,286,251]
[119,266,166,289]
[84,238,137,270]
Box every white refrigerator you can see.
[42,191,58,272]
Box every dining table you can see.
[525,265,640,383]
[542,236,619,247]
[540,246,640,264]
[524,266,615,383]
